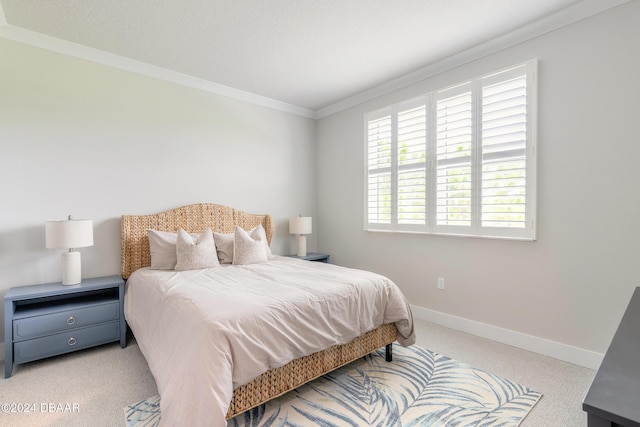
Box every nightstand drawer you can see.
[14,321,120,364]
[13,301,119,341]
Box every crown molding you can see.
[0,21,316,119]
[316,0,632,118]
[1,0,630,120]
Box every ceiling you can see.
[0,0,629,117]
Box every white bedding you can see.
[125,256,415,426]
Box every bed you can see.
[121,203,415,426]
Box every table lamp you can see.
[46,216,94,285]
[289,215,312,257]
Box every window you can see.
[365,60,537,240]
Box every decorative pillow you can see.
[175,228,220,271]
[213,231,235,264]
[215,226,273,264]
[147,229,202,270]
[232,224,269,265]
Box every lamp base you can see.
[61,251,82,285]
[297,235,307,257]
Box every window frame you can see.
[364,60,537,240]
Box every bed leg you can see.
[385,343,393,362]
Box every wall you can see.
[317,1,640,367]
[0,38,317,345]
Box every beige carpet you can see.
[0,319,594,426]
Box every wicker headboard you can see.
[120,203,274,279]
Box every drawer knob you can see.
[68,337,77,346]
[66,316,76,325]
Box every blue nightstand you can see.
[286,253,330,263]
[4,275,126,378]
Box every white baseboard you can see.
[411,304,603,370]
[0,309,603,370]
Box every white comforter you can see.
[125,256,415,426]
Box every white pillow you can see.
[213,231,235,264]
[175,228,220,271]
[147,230,180,270]
[232,224,269,265]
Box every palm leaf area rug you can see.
[125,345,542,427]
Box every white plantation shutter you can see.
[366,111,393,225]
[365,60,536,239]
[397,100,427,225]
[436,83,473,228]
[481,66,528,230]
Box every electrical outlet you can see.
[437,277,445,290]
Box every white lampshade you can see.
[46,218,94,249]
[289,216,312,235]
[46,217,93,285]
